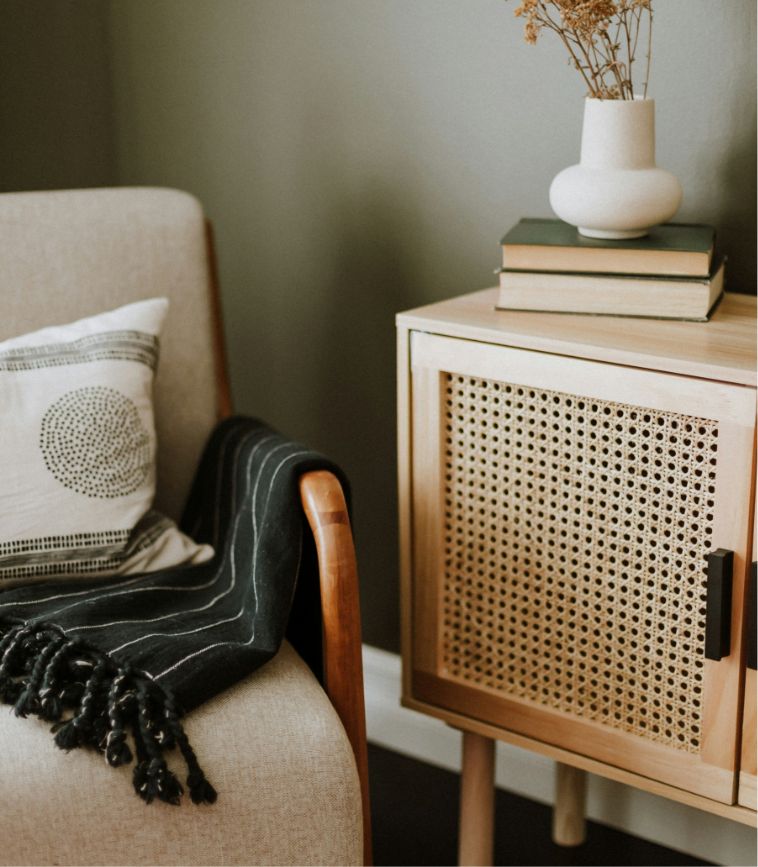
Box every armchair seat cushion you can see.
[0,641,363,866]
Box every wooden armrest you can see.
[299,470,372,866]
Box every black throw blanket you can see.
[0,416,345,806]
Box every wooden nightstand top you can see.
[397,288,757,387]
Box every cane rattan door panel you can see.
[409,332,756,803]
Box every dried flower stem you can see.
[642,6,653,98]
[535,4,598,94]
[510,0,653,100]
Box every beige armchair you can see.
[0,187,370,866]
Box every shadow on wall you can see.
[311,173,424,649]
[713,95,757,293]
[265,102,431,650]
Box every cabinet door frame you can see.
[409,331,756,803]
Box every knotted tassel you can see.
[38,639,80,722]
[52,717,81,751]
[132,681,184,806]
[54,655,108,752]
[14,634,66,718]
[0,624,39,703]
[164,691,217,805]
[0,620,215,808]
[0,624,23,660]
[104,667,133,768]
[58,680,85,709]
[185,768,218,806]
[131,702,150,796]
[143,757,184,806]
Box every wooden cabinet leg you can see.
[458,730,495,866]
[552,762,587,847]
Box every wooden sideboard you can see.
[397,289,757,865]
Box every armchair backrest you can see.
[0,187,225,520]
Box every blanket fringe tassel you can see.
[0,621,216,807]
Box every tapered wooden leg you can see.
[458,730,495,866]
[552,762,587,847]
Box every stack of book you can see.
[496,218,724,321]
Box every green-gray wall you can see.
[106,0,757,652]
[2,1,756,652]
[0,0,114,191]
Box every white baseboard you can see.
[363,644,756,867]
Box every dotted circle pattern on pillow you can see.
[40,386,151,499]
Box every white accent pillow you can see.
[0,299,213,585]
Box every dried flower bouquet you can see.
[510,0,653,99]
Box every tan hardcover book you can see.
[496,257,725,321]
[501,219,715,277]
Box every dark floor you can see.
[368,744,711,867]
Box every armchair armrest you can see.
[300,471,372,866]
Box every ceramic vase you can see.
[549,97,682,239]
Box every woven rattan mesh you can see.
[442,374,718,754]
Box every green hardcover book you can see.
[501,218,715,277]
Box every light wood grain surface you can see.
[397,326,415,701]
[397,289,756,387]
[553,764,587,847]
[458,731,495,866]
[413,670,735,803]
[401,691,757,827]
[410,366,444,678]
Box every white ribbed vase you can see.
[549,97,682,239]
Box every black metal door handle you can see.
[747,561,756,671]
[705,549,733,661]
